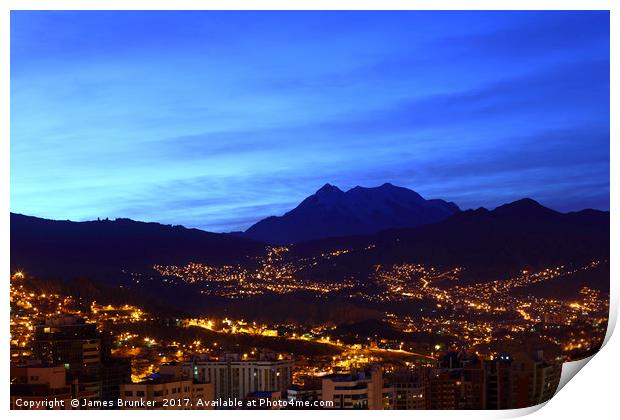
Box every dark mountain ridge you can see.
[10,196,609,286]
[244,183,460,244]
[10,213,264,280]
[290,198,609,283]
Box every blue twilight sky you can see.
[11,11,610,232]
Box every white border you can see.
[1,2,616,419]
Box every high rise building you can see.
[32,316,130,404]
[182,352,293,401]
[33,316,103,372]
[508,352,562,408]
[320,365,386,409]
[430,350,562,410]
[10,362,98,409]
[386,370,425,410]
[426,369,460,410]
[120,365,213,410]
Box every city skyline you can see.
[10,11,610,232]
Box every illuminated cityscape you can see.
[10,243,608,409]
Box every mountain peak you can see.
[245,182,461,244]
[493,198,558,217]
[316,183,343,194]
[495,198,545,211]
[508,197,541,207]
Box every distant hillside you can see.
[510,261,609,299]
[245,183,460,244]
[290,198,610,282]
[10,213,264,280]
[10,196,609,288]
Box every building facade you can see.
[31,315,130,404]
[121,376,213,410]
[186,353,293,401]
[10,363,97,410]
[320,365,386,409]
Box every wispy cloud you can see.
[10,11,609,231]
